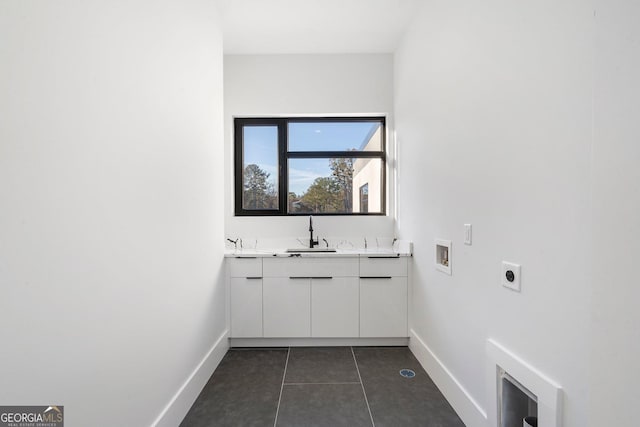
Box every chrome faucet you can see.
[309,216,319,248]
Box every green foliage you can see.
[329,157,354,212]
[298,157,354,213]
[243,159,355,213]
[243,164,277,209]
[302,177,341,212]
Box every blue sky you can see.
[243,122,379,195]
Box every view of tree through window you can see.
[235,118,385,215]
[288,157,354,213]
[243,164,277,209]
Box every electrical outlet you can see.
[502,261,521,292]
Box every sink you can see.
[285,248,337,253]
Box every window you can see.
[235,117,385,216]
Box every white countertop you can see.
[224,247,412,258]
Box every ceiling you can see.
[215,0,422,54]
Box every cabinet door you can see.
[230,277,263,338]
[311,277,359,338]
[263,277,311,338]
[360,277,408,337]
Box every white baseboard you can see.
[152,330,229,427]
[409,329,487,427]
[229,337,409,347]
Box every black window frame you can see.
[234,116,386,216]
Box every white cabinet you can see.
[227,257,262,277]
[262,257,359,338]
[359,277,407,337]
[227,255,410,340]
[228,258,263,338]
[360,256,408,277]
[263,277,311,337]
[359,256,408,338]
[230,277,262,337]
[311,277,359,337]
[263,257,358,277]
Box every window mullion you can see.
[287,151,384,159]
[278,119,288,215]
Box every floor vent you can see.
[399,369,416,378]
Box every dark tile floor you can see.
[180,346,465,427]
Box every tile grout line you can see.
[351,346,376,427]
[273,346,290,427]
[283,382,362,386]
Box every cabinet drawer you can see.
[359,256,407,277]
[263,257,358,278]
[226,257,263,278]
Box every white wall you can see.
[589,1,640,425]
[0,1,226,426]
[224,54,395,241]
[395,1,594,426]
